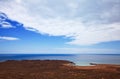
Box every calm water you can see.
[0,54,120,66]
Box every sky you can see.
[0,0,120,54]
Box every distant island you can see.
[0,60,120,79]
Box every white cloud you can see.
[0,0,120,45]
[16,0,22,3]
[0,36,19,41]
[0,22,13,28]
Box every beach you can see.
[0,60,120,79]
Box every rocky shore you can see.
[0,60,120,79]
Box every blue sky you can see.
[0,0,120,54]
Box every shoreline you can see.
[0,60,120,79]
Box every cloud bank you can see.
[1,47,119,54]
[0,0,120,45]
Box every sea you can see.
[0,54,120,66]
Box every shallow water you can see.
[0,54,120,66]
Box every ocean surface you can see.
[0,54,120,66]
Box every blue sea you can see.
[0,54,120,66]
